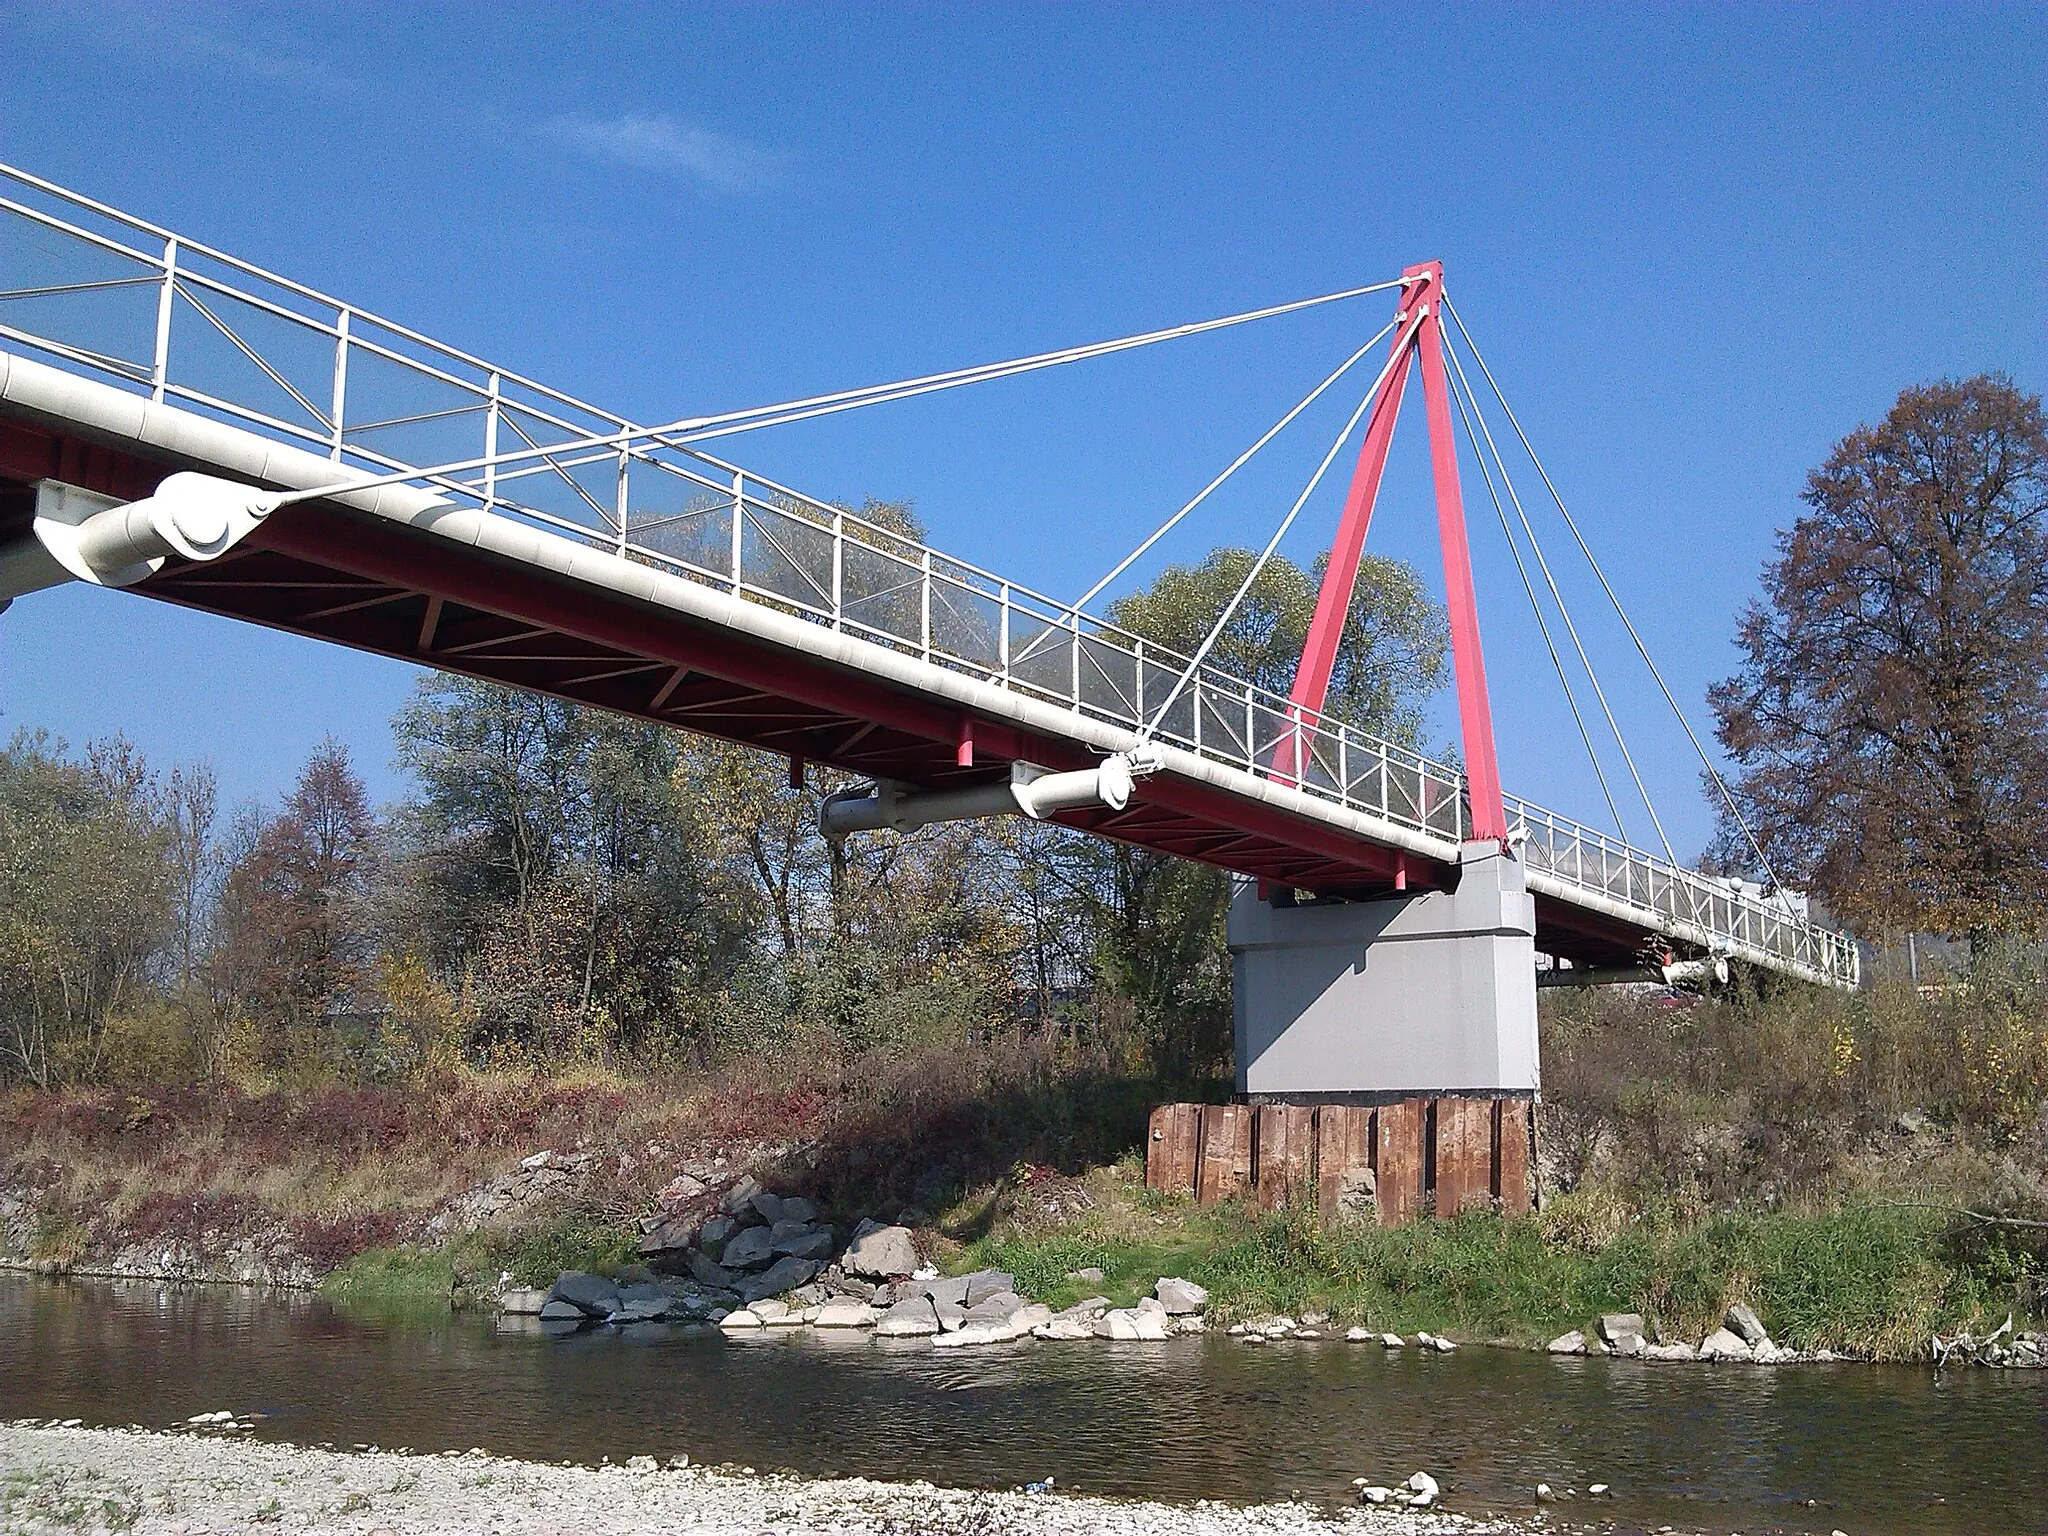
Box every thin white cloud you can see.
[546,114,784,194]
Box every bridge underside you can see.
[1,415,1659,973]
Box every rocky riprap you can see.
[1537,1301,2044,1369]
[508,1174,1213,1347]
[1931,1316,2046,1369]
[423,1149,601,1239]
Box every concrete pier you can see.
[1228,840,1539,1099]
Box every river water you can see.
[2,1275,2042,1534]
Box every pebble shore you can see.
[0,1424,1558,1536]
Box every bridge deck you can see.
[0,164,1858,986]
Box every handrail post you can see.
[997,583,1010,683]
[1069,609,1081,709]
[730,469,745,593]
[831,509,844,631]
[151,236,178,403]
[328,308,350,462]
[482,373,500,512]
[921,548,932,661]
[615,445,630,555]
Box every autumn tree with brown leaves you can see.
[210,739,379,1060]
[1710,374,2048,937]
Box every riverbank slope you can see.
[4,980,2044,1358]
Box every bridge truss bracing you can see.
[0,161,1858,987]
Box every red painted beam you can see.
[1414,268,1507,841]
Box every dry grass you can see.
[0,1037,1166,1275]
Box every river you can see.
[2,1275,2041,1534]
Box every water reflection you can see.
[2,1275,2041,1535]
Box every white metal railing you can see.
[0,161,1859,988]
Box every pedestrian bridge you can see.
[0,161,1858,990]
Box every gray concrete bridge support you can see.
[1229,840,1540,1099]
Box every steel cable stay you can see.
[671,279,1408,444]
[1439,340,1629,843]
[249,280,1412,520]
[1135,306,1431,747]
[1436,325,1667,846]
[1436,321,1711,934]
[1443,296,1785,896]
[1006,317,1402,676]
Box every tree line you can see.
[0,532,1450,1091]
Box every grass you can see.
[319,1245,454,1307]
[490,1220,640,1290]
[957,1188,2023,1358]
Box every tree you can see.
[1710,374,2048,935]
[1104,548,1450,746]
[391,677,737,1062]
[0,733,182,1086]
[210,740,380,1063]
[1080,547,1451,1080]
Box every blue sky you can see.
[2,2,2041,858]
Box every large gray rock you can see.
[719,1175,764,1214]
[1035,1316,1096,1341]
[843,1220,919,1279]
[813,1300,880,1328]
[964,1291,1024,1324]
[919,1275,973,1307]
[498,1287,549,1316]
[1155,1277,1208,1315]
[721,1226,777,1271]
[739,1256,818,1303]
[636,1211,700,1257]
[934,1302,1053,1349]
[773,1226,835,1261]
[1094,1307,1169,1341]
[548,1272,622,1317]
[609,1296,672,1324]
[1597,1312,1646,1344]
[873,1296,941,1337]
[698,1215,736,1252]
[538,1299,588,1323]
[1547,1330,1587,1355]
[962,1269,1016,1307]
[686,1250,736,1289]
[1699,1326,1754,1361]
[1724,1302,1768,1345]
[749,1192,786,1226]
[778,1197,820,1225]
[1057,1296,1112,1320]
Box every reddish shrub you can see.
[288,1209,409,1271]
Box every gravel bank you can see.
[1,1424,1549,1535]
